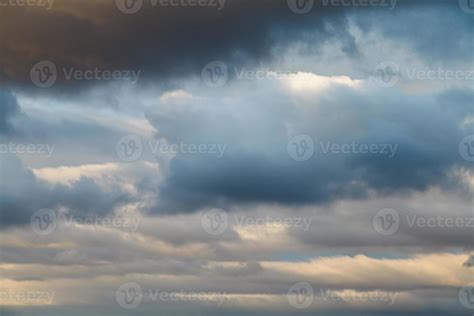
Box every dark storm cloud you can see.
[0,0,344,88]
[145,82,474,212]
[0,153,132,227]
[0,0,470,91]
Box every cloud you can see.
[0,153,133,227]
[144,75,474,212]
[1,0,471,92]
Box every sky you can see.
[0,0,473,315]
